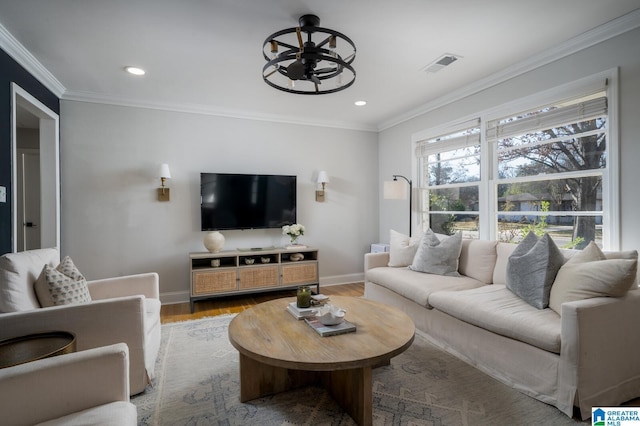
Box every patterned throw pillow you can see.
[34,256,92,307]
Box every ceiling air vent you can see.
[422,54,461,73]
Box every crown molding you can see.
[0,23,66,97]
[2,8,638,133]
[377,8,640,132]
[62,90,378,132]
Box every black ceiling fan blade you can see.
[287,60,305,80]
[313,67,335,74]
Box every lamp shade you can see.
[383,180,407,200]
[317,171,329,184]
[159,164,171,179]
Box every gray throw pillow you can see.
[506,232,563,309]
[409,229,462,276]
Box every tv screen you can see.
[200,173,297,231]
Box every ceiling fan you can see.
[262,14,356,95]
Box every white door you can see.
[17,150,41,251]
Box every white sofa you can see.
[0,343,136,425]
[0,248,161,395]
[364,239,640,419]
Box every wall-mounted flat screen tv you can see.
[200,173,297,231]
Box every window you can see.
[415,120,481,238]
[489,93,607,249]
[414,72,617,249]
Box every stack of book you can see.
[304,317,357,337]
[286,302,316,320]
[311,294,330,306]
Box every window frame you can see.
[412,68,620,249]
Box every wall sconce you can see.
[316,171,329,202]
[384,174,412,236]
[158,163,171,202]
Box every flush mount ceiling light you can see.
[263,14,356,95]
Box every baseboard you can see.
[159,272,364,305]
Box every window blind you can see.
[486,96,607,142]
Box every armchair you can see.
[0,248,161,395]
[0,343,137,425]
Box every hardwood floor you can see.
[160,282,364,324]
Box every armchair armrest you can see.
[0,296,148,394]
[0,343,130,426]
[559,289,640,419]
[364,252,390,272]
[87,272,159,300]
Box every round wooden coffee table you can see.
[0,331,76,369]
[228,296,415,425]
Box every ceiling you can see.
[1,1,639,132]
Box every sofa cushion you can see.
[429,285,562,353]
[0,248,60,312]
[506,232,564,309]
[35,256,91,307]
[549,242,638,315]
[365,266,485,308]
[388,229,422,267]
[458,239,498,284]
[410,230,462,276]
[492,242,518,285]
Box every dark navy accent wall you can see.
[0,48,60,255]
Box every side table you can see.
[0,331,76,369]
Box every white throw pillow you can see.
[388,229,422,267]
[34,256,92,307]
[0,248,59,312]
[549,242,638,315]
[409,229,462,276]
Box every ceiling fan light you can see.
[329,35,337,49]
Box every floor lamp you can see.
[384,175,412,236]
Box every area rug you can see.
[132,315,586,425]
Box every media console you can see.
[189,247,319,312]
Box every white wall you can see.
[60,101,378,303]
[378,27,640,252]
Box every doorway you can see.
[11,83,60,252]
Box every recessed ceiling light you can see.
[124,66,146,76]
[354,100,367,106]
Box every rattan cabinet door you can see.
[192,270,238,295]
[238,266,279,290]
[281,263,318,286]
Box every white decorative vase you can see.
[203,231,225,253]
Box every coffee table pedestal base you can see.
[239,353,373,425]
